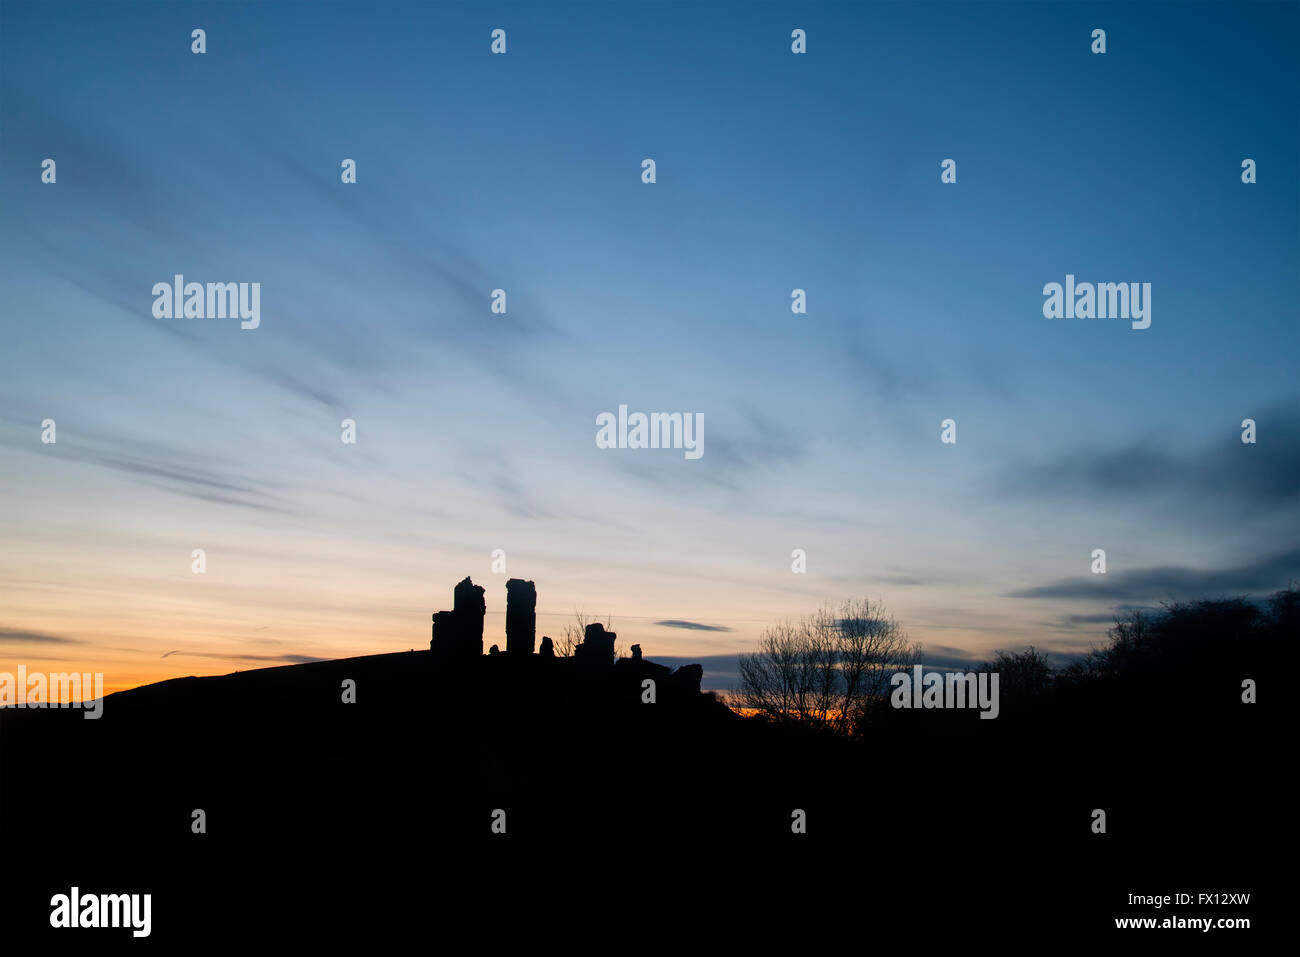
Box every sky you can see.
[1,0,1297,696]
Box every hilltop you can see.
[3,580,1294,942]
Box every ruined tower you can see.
[505,578,537,656]
[430,576,486,658]
[574,622,616,666]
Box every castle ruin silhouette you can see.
[428,575,701,692]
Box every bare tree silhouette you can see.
[556,609,593,658]
[734,597,920,733]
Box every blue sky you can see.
[1,1,1296,692]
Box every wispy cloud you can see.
[654,619,734,632]
[610,403,809,493]
[1000,401,1300,515]
[80,447,292,513]
[489,469,557,520]
[0,627,82,644]
[917,644,994,670]
[1007,548,1300,602]
[0,424,294,514]
[1059,612,1126,626]
[159,651,327,664]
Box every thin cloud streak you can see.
[0,627,82,645]
[654,620,734,632]
[1007,548,1300,602]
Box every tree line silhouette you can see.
[731,587,1297,734]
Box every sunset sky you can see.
[2,1,1297,696]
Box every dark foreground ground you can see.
[2,638,1294,946]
